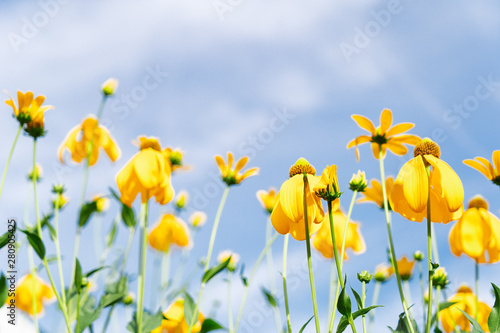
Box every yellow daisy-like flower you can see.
[463,150,500,187]
[6,274,54,315]
[215,152,259,186]
[312,209,365,260]
[373,263,393,282]
[256,187,277,214]
[5,91,53,128]
[116,136,174,207]
[189,211,207,228]
[390,256,415,281]
[164,147,191,173]
[439,285,491,333]
[313,165,342,206]
[92,194,110,212]
[347,109,421,161]
[151,299,204,333]
[391,138,464,223]
[52,194,69,209]
[148,214,191,252]
[449,196,500,264]
[270,158,325,241]
[217,249,240,271]
[58,116,121,166]
[357,177,394,210]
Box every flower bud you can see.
[102,78,118,96]
[413,251,424,261]
[52,184,66,195]
[28,164,43,182]
[52,194,69,209]
[190,212,207,228]
[175,191,189,210]
[349,170,368,192]
[432,267,449,289]
[357,270,372,283]
[123,293,134,305]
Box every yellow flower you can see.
[449,196,500,264]
[148,214,191,252]
[391,138,464,223]
[164,147,191,173]
[116,136,174,207]
[28,163,43,182]
[313,165,342,205]
[6,274,54,315]
[217,249,240,271]
[189,211,207,228]
[439,285,491,333]
[102,78,118,96]
[463,150,500,187]
[347,109,421,161]
[215,152,259,186]
[270,158,325,241]
[373,263,393,282]
[357,177,394,210]
[390,256,415,281]
[5,91,53,131]
[92,194,110,212]
[58,116,121,166]
[312,209,365,260]
[151,299,204,333]
[52,194,69,209]
[174,190,189,210]
[256,187,277,214]
[349,170,368,192]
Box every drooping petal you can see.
[270,195,291,235]
[379,109,392,135]
[426,155,464,213]
[279,175,304,222]
[371,142,386,159]
[346,135,371,148]
[459,209,490,259]
[352,115,376,135]
[463,159,492,179]
[403,156,428,213]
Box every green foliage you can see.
[0,274,8,308]
[337,306,382,333]
[202,257,230,284]
[239,264,248,286]
[183,291,197,328]
[351,287,363,310]
[78,200,98,228]
[126,310,164,333]
[298,316,314,333]
[388,311,418,333]
[0,223,15,249]
[76,297,102,333]
[100,275,128,308]
[460,309,486,333]
[200,318,225,332]
[337,285,352,317]
[20,229,45,259]
[110,187,136,227]
[74,259,83,293]
[489,283,500,333]
[261,287,278,307]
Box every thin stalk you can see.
[425,165,433,333]
[266,217,283,333]
[475,260,479,320]
[136,200,149,333]
[436,285,441,331]
[102,305,115,333]
[53,193,67,306]
[283,234,292,333]
[418,260,426,327]
[404,281,413,316]
[326,261,337,332]
[378,149,415,333]
[227,271,234,333]
[233,233,279,332]
[27,246,40,333]
[362,282,367,333]
[187,187,230,333]
[0,124,22,201]
[368,281,381,333]
[76,292,81,333]
[303,174,320,333]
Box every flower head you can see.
[357,270,372,283]
[439,285,491,333]
[391,138,464,223]
[217,250,240,272]
[357,177,394,210]
[349,170,368,192]
[432,267,450,289]
[28,163,43,182]
[464,150,500,187]
[152,299,204,333]
[347,109,421,161]
[449,195,500,264]
[164,147,190,173]
[390,256,415,281]
[116,136,174,207]
[58,116,121,166]
[413,250,424,261]
[148,214,191,252]
[313,165,342,204]
[189,211,207,228]
[256,187,278,214]
[270,158,325,241]
[215,152,259,186]
[373,263,393,282]
[92,194,110,212]
[5,91,53,134]
[174,190,189,210]
[52,194,69,209]
[313,209,365,260]
[6,274,54,315]
[102,78,118,96]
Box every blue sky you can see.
[1,0,500,332]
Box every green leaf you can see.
[388,311,418,333]
[0,274,8,308]
[85,266,107,278]
[126,310,164,333]
[78,201,98,228]
[20,229,45,260]
[240,264,248,287]
[261,287,278,307]
[351,287,363,311]
[0,222,15,249]
[337,285,352,317]
[202,258,230,284]
[460,309,486,333]
[434,327,444,333]
[76,298,102,333]
[110,187,136,227]
[183,292,197,328]
[298,316,314,333]
[106,221,118,248]
[74,259,83,293]
[489,283,500,333]
[352,305,383,320]
[40,213,55,240]
[200,318,225,332]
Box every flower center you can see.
[468,196,488,210]
[371,127,388,145]
[289,158,316,177]
[414,138,440,158]
[139,138,161,151]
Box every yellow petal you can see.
[270,195,291,235]
[279,176,304,222]
[386,123,414,137]
[476,157,495,178]
[386,141,408,155]
[234,156,249,174]
[463,159,492,179]
[352,115,376,135]
[492,150,500,174]
[403,156,428,213]
[215,155,226,175]
[459,209,489,259]
[379,109,392,135]
[426,155,464,213]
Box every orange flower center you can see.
[139,139,161,151]
[289,158,315,177]
[414,138,440,158]
[468,196,488,210]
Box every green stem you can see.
[378,149,415,333]
[233,233,279,332]
[160,250,171,308]
[326,261,337,332]
[475,260,479,320]
[362,282,367,333]
[188,187,230,333]
[53,193,67,306]
[0,124,22,201]
[418,260,426,327]
[266,217,283,333]
[227,271,234,333]
[425,165,433,333]
[404,281,413,316]
[121,226,136,272]
[303,174,320,333]
[76,291,81,333]
[137,200,149,333]
[102,305,115,333]
[368,281,381,333]
[283,234,292,333]
[27,246,40,333]
[436,285,441,331]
